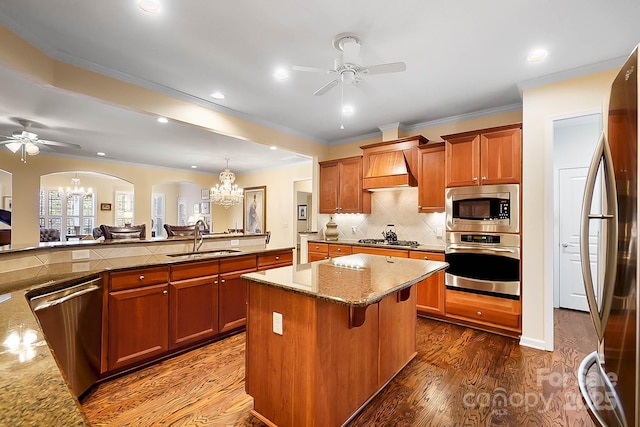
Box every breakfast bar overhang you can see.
[242,254,447,427]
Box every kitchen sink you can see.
[167,249,240,259]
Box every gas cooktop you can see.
[358,238,419,247]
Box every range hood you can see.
[360,135,428,190]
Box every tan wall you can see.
[521,68,616,348]
[0,152,218,244]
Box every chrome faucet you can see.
[193,220,205,252]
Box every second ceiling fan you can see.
[293,32,407,96]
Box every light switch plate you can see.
[230,239,240,246]
[273,312,283,335]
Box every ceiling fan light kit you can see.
[293,32,406,128]
[1,119,81,163]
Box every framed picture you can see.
[193,203,200,214]
[201,188,210,200]
[243,186,266,234]
[2,196,11,211]
[201,202,210,214]
[297,204,307,220]
[100,203,112,211]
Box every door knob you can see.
[561,243,569,248]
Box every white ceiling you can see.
[0,0,639,174]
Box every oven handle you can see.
[447,244,516,253]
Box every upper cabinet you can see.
[443,124,522,187]
[417,143,445,213]
[319,156,371,214]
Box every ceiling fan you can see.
[0,119,81,163]
[293,32,407,96]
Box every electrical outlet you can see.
[351,226,357,234]
[436,227,444,238]
[230,239,240,246]
[273,312,283,335]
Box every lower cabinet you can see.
[169,276,218,349]
[410,251,445,316]
[308,242,329,262]
[108,283,169,371]
[445,289,521,334]
[105,251,292,373]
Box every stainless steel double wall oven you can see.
[444,184,521,299]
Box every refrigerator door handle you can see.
[580,131,618,341]
[578,351,627,427]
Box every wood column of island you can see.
[242,253,447,427]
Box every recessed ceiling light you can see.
[274,68,289,80]
[269,146,278,150]
[157,117,168,123]
[96,152,106,157]
[210,91,225,100]
[191,165,197,169]
[526,49,548,63]
[342,105,355,114]
[138,0,161,13]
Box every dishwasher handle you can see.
[31,278,102,312]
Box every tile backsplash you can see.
[318,188,445,247]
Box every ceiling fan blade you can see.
[363,62,407,75]
[313,79,340,96]
[292,65,333,74]
[39,139,82,149]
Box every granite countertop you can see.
[0,232,268,255]
[307,238,445,253]
[242,253,448,307]
[0,244,292,426]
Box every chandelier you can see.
[59,173,93,199]
[210,159,243,209]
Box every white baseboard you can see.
[519,336,551,351]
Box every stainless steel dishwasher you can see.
[29,277,103,398]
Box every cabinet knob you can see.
[139,275,145,281]
[476,311,482,316]
[473,177,478,181]
[163,290,168,295]
[275,256,280,260]
[481,176,487,181]
[337,248,341,252]
[221,279,226,283]
[214,280,218,284]
[424,256,429,260]
[418,205,422,208]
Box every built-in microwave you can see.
[445,184,519,233]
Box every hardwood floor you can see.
[82,309,597,426]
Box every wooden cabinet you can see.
[169,260,219,350]
[319,156,371,214]
[410,251,445,316]
[351,246,409,258]
[107,266,170,371]
[219,255,257,333]
[445,289,521,334]
[257,249,293,271]
[308,242,329,262]
[444,123,522,187]
[417,143,445,213]
[328,243,352,258]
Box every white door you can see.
[558,167,601,311]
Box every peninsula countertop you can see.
[0,243,292,426]
[242,253,448,307]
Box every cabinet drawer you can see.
[110,266,169,291]
[445,290,520,330]
[328,244,352,257]
[220,255,257,273]
[170,259,219,281]
[258,250,293,268]
[409,251,444,261]
[352,246,409,258]
[308,242,328,254]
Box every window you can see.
[115,191,134,226]
[151,193,165,237]
[39,189,95,239]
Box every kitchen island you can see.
[242,253,447,427]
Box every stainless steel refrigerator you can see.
[579,45,638,427]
